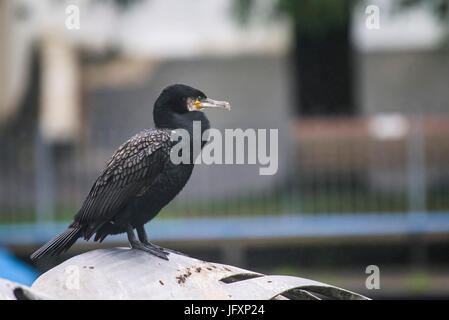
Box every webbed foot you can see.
[130,240,169,260]
[142,241,188,257]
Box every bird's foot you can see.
[130,241,169,260]
[142,241,189,257]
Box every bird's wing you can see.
[73,129,173,237]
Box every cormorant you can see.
[30,84,231,260]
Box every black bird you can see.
[31,84,231,260]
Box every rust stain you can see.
[224,267,231,272]
[176,275,187,284]
[176,268,193,284]
[159,280,164,285]
[89,266,94,269]
[195,267,201,273]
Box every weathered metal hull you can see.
[2,248,369,300]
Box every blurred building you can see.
[0,0,449,298]
[1,0,448,218]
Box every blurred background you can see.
[1,0,449,298]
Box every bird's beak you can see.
[193,98,231,111]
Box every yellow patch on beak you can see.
[194,99,203,109]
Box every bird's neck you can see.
[155,111,210,137]
[156,111,210,165]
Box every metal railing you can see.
[1,115,449,242]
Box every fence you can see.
[1,114,449,243]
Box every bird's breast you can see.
[128,162,194,225]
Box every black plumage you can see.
[31,84,230,260]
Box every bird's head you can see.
[154,84,231,128]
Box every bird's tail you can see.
[30,227,82,260]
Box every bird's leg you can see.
[136,225,170,253]
[136,225,188,257]
[126,224,168,260]
[136,225,171,255]
[136,225,152,245]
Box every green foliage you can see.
[273,0,354,33]
[234,0,449,35]
[86,0,143,11]
[405,270,432,292]
[233,0,254,25]
[111,0,143,10]
[2,188,449,223]
[234,0,355,35]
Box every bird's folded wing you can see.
[73,129,173,234]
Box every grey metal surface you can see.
[26,247,369,300]
[0,278,21,300]
[0,278,50,300]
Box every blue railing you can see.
[1,212,449,246]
